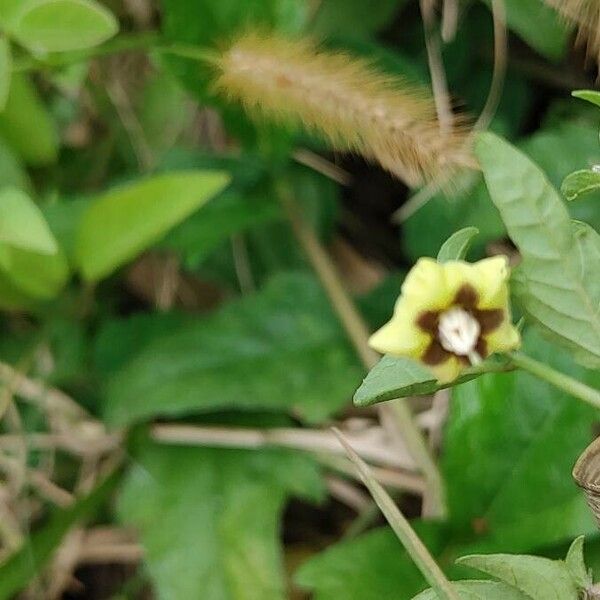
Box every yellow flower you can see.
[369,256,520,383]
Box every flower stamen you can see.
[438,307,480,359]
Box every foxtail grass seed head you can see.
[544,0,600,64]
[214,32,474,187]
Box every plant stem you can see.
[277,184,447,517]
[334,428,459,600]
[510,352,600,410]
[12,32,220,73]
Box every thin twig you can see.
[334,428,459,600]
[293,148,352,186]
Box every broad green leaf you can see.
[437,227,479,262]
[296,526,449,600]
[442,329,599,550]
[0,72,57,165]
[0,244,69,299]
[412,581,529,600]
[457,554,578,600]
[572,89,600,109]
[480,0,568,61]
[103,273,363,427]
[310,0,405,40]
[118,441,323,600]
[75,170,230,281]
[0,37,11,112]
[0,137,30,192]
[10,0,118,53]
[0,0,22,25]
[561,169,600,202]
[0,472,117,600]
[353,355,504,407]
[0,187,57,254]
[475,132,600,368]
[565,536,591,589]
[160,189,279,268]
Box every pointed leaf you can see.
[572,90,600,109]
[103,273,363,426]
[437,227,479,262]
[75,170,230,281]
[0,72,58,165]
[0,187,57,254]
[561,169,600,202]
[412,580,529,600]
[10,0,118,53]
[565,536,591,589]
[475,132,600,368]
[457,553,578,600]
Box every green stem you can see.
[334,428,459,600]
[11,32,220,73]
[510,352,600,410]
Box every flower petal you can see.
[368,313,430,359]
[485,320,521,354]
[429,356,463,384]
[400,257,453,312]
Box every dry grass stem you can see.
[216,32,474,186]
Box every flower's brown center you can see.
[416,284,504,367]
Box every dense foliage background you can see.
[0,0,599,598]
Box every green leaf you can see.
[561,169,600,202]
[0,187,57,254]
[10,0,118,53]
[412,581,529,600]
[0,472,118,600]
[437,227,479,262]
[296,526,449,600]
[0,72,58,165]
[442,329,599,550]
[118,441,323,600]
[475,132,600,368]
[310,0,405,40]
[0,37,11,112]
[353,354,503,407]
[572,89,600,109]
[75,170,230,281]
[457,554,578,600]
[159,189,279,267]
[565,536,591,589]
[103,273,362,427]
[479,0,568,61]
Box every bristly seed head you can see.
[214,32,475,187]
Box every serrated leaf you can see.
[0,37,11,112]
[118,441,323,600]
[412,581,529,600]
[103,273,362,427]
[457,554,578,600]
[353,354,504,407]
[443,329,599,550]
[10,0,118,53]
[475,132,600,368]
[75,170,230,281]
[437,227,479,262]
[565,536,591,589]
[0,72,58,165]
[561,170,600,202]
[0,187,57,254]
[0,472,118,600]
[572,90,600,109]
